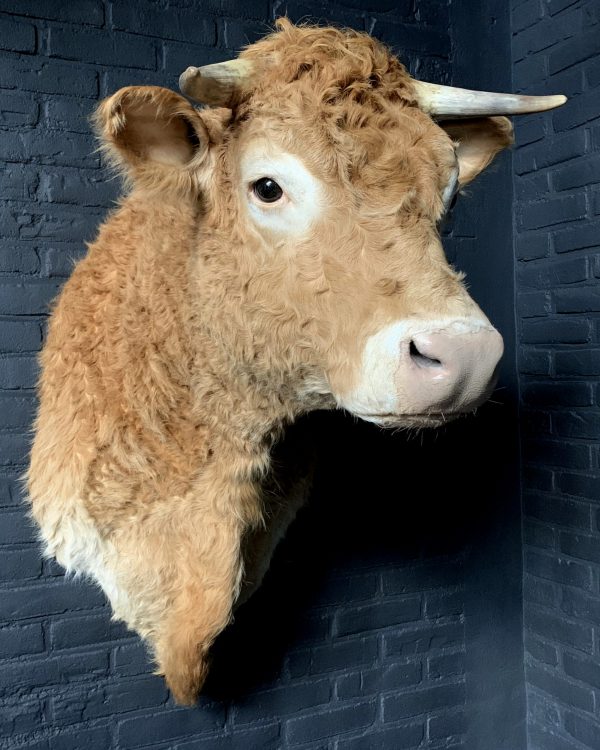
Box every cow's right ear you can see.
[94,86,211,187]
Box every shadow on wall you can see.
[204,395,518,703]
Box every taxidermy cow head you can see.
[28,19,566,704]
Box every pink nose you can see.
[399,323,504,414]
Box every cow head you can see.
[96,20,565,431]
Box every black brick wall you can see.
[1,2,526,749]
[512,0,600,748]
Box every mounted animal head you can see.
[95,19,565,431]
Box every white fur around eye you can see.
[240,142,324,236]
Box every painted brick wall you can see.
[0,2,524,749]
[511,0,600,748]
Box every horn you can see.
[179,59,254,106]
[412,80,567,117]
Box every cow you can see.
[27,19,565,705]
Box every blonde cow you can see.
[28,20,565,704]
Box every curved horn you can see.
[412,80,567,118]
[179,59,254,106]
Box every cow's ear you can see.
[441,116,513,186]
[94,86,210,180]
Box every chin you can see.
[353,411,472,430]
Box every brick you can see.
[555,287,600,313]
[428,651,465,679]
[112,640,151,677]
[336,662,422,699]
[337,723,424,750]
[312,573,379,607]
[0,57,98,97]
[39,169,118,208]
[549,28,600,74]
[112,2,216,46]
[51,676,168,724]
[518,291,551,317]
[385,621,463,657]
[287,701,377,745]
[555,350,600,376]
[519,349,551,375]
[523,574,557,608]
[564,711,600,749]
[0,357,39,391]
[518,194,587,231]
[118,706,225,748]
[557,472,600,498]
[0,509,36,543]
[525,440,591,470]
[384,682,465,721]
[424,589,463,618]
[372,20,450,56]
[0,548,43,583]
[515,131,586,174]
[562,587,600,622]
[50,612,131,649]
[0,18,35,54]
[0,580,106,621]
[0,699,44,737]
[522,382,593,407]
[49,28,157,70]
[0,0,104,25]
[307,637,378,675]
[514,55,548,89]
[512,0,543,33]
[0,623,44,657]
[525,635,558,666]
[223,19,265,49]
[44,97,96,133]
[554,91,600,131]
[559,531,600,564]
[563,652,600,690]
[519,257,588,287]
[524,520,555,550]
[525,550,592,589]
[428,710,466,740]
[553,221,600,254]
[522,318,590,344]
[1,95,41,141]
[554,154,600,191]
[382,559,463,595]
[177,724,281,750]
[233,680,330,725]
[0,130,99,168]
[525,606,593,652]
[528,724,581,750]
[0,651,109,695]
[335,597,421,637]
[527,664,594,712]
[51,725,112,750]
[0,320,43,353]
[554,412,600,439]
[39,246,87,278]
[523,465,554,493]
[0,243,40,274]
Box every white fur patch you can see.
[240,141,324,237]
[337,316,496,417]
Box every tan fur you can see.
[28,20,512,704]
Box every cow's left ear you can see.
[94,86,210,183]
[440,116,514,186]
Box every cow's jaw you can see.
[336,316,504,428]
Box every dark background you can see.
[0,1,598,749]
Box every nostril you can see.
[409,339,443,369]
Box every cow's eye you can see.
[252,177,284,203]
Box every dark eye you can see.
[252,177,283,203]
